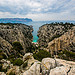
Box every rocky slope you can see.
[0,53,75,75]
[47,26,75,55]
[37,23,75,49]
[0,23,33,56]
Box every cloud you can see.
[0,0,75,21]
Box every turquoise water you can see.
[0,20,75,42]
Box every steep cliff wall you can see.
[47,27,75,55]
[0,23,33,56]
[38,23,74,48]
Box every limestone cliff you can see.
[0,23,33,56]
[38,23,75,48]
[47,26,75,55]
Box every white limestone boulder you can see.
[23,61,41,75]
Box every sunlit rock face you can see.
[23,58,75,75]
[38,23,74,47]
[38,23,75,51]
[48,26,75,54]
[0,23,33,56]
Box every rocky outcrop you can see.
[23,53,33,61]
[38,23,74,48]
[22,53,38,71]
[0,72,6,75]
[23,61,41,75]
[47,27,75,55]
[50,66,70,75]
[0,59,21,75]
[23,57,75,75]
[0,23,33,56]
[0,55,75,75]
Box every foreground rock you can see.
[23,61,41,75]
[0,72,6,75]
[0,57,75,75]
[23,57,75,75]
[22,53,38,71]
[50,66,69,75]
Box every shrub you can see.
[23,61,28,68]
[58,50,75,61]
[49,34,62,42]
[13,58,23,66]
[0,50,2,53]
[9,72,15,75]
[12,41,23,52]
[0,64,2,70]
[0,51,7,60]
[33,50,51,61]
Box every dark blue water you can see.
[0,20,75,42]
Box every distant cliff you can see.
[0,23,33,56]
[0,18,32,22]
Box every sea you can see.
[0,19,75,42]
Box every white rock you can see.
[2,63,8,69]
[50,66,69,75]
[23,61,41,75]
[23,53,33,61]
[41,58,56,74]
[7,66,20,75]
[0,72,6,75]
[55,58,75,67]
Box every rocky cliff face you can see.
[0,23,33,56]
[37,23,75,48]
[47,26,75,55]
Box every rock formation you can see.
[38,23,74,48]
[23,57,75,75]
[47,26,75,55]
[0,53,75,75]
[0,23,33,56]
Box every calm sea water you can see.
[0,20,75,42]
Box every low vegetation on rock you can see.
[58,50,75,61]
[33,50,51,61]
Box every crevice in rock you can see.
[54,58,57,68]
[67,67,71,75]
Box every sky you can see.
[0,0,75,21]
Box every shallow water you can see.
[0,20,75,42]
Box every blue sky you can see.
[0,0,75,21]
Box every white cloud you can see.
[0,0,75,21]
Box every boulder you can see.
[23,53,33,61]
[6,66,20,75]
[55,58,75,67]
[23,61,41,75]
[0,59,11,69]
[49,66,69,75]
[0,72,6,75]
[41,58,56,74]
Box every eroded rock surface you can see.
[23,57,75,75]
[0,23,33,56]
[38,23,75,49]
